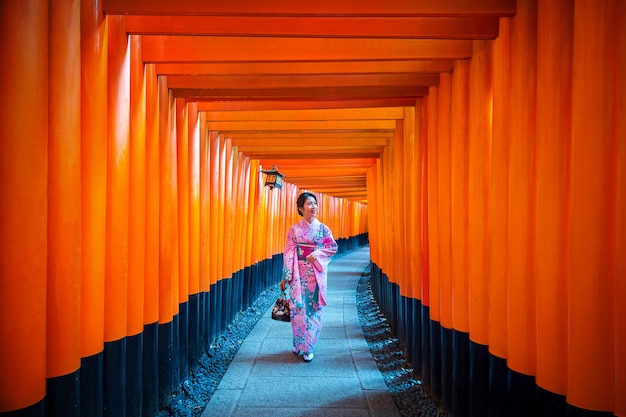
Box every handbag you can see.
[271,291,290,322]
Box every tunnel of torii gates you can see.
[0,0,624,416]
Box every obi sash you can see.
[296,243,316,261]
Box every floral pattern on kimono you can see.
[283,218,338,354]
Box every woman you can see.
[279,192,338,362]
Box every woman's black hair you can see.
[296,192,317,216]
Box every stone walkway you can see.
[201,246,400,417]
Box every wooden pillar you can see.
[437,72,454,409]
[143,62,160,417]
[535,0,573,402]
[188,102,201,365]
[0,0,48,413]
[104,14,130,417]
[488,17,512,417]
[47,0,81,415]
[80,0,107,413]
[508,0,538,383]
[468,38,493,417]
[568,0,620,411]
[450,59,470,417]
[175,97,189,380]
[127,33,146,417]
[616,4,626,416]
[158,75,176,407]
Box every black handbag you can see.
[271,291,290,322]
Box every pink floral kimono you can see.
[283,218,338,354]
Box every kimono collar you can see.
[299,217,320,230]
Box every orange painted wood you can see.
[507,0,537,376]
[141,36,473,63]
[468,39,493,346]
[80,0,107,358]
[104,15,130,342]
[145,63,160,324]
[206,120,396,132]
[173,85,430,100]
[209,132,220,285]
[393,120,406,292]
[419,100,430,305]
[204,107,404,121]
[244,159,259,266]
[222,140,234,277]
[616,4,626,415]
[168,74,440,90]
[426,88,441,318]
[568,0,620,410]
[188,102,200,295]
[231,138,388,148]
[196,99,419,112]
[176,98,190,303]
[159,76,176,323]
[103,0,516,17]
[126,15,499,39]
[488,17,511,360]
[47,0,81,379]
[128,34,147,336]
[534,0,573,396]
[158,61,454,77]
[216,135,227,278]
[450,60,470,333]
[199,112,210,292]
[403,108,420,299]
[0,0,48,410]
[437,72,453,330]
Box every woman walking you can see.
[280,192,338,362]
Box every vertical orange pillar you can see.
[450,60,470,336]
[488,17,511,417]
[199,111,210,351]
[568,0,620,411]
[104,14,130,416]
[468,40,493,347]
[176,97,189,379]
[535,0,573,399]
[616,4,626,415]
[127,33,146,416]
[450,59,470,416]
[404,106,419,301]
[48,0,81,387]
[189,102,200,299]
[436,72,453,408]
[508,0,537,383]
[426,87,440,324]
[489,16,511,365]
[188,102,201,364]
[143,62,160,416]
[80,0,107,412]
[208,131,221,342]
[426,87,442,400]
[177,98,190,309]
[467,38,493,417]
[0,0,48,413]
[128,34,146,341]
[47,0,81,412]
[158,75,176,405]
[145,63,160,328]
[437,73,453,334]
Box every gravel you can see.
[166,258,448,417]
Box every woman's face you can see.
[300,196,318,221]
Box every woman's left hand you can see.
[306,254,316,263]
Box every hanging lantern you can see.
[260,165,285,190]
